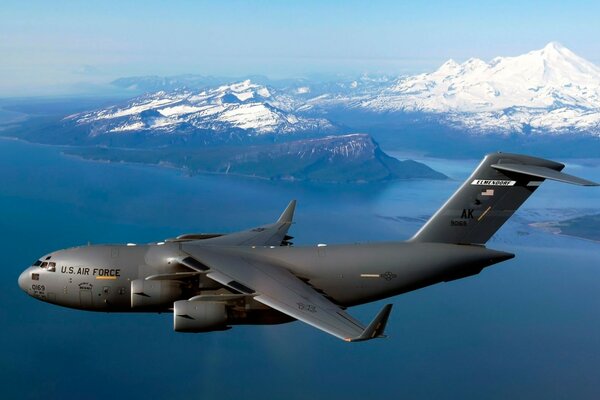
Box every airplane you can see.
[18,152,599,342]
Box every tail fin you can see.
[411,152,598,245]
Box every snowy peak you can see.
[70,80,333,136]
[538,41,589,66]
[437,59,460,74]
[360,43,600,135]
[488,41,600,88]
[387,42,600,110]
[212,79,272,103]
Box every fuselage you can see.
[18,240,513,313]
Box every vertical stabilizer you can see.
[411,153,598,245]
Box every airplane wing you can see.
[176,200,296,247]
[179,243,393,342]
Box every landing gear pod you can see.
[173,300,228,332]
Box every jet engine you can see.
[173,300,228,332]
[131,279,182,309]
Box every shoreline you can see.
[2,131,599,186]
[0,135,403,185]
[529,221,600,244]
[60,150,420,185]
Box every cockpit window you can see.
[33,260,42,267]
[39,262,56,272]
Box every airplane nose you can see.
[18,270,29,293]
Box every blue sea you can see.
[1,132,600,399]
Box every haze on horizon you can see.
[1,0,599,96]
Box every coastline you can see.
[530,221,600,244]
[0,135,407,185]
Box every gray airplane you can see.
[18,153,599,342]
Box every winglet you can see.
[277,200,297,224]
[348,304,393,342]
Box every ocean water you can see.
[1,137,600,400]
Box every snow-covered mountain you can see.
[70,43,600,138]
[69,80,333,136]
[355,42,600,135]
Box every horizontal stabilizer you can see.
[492,163,599,186]
[347,304,393,342]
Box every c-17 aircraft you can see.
[18,153,599,342]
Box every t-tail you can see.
[411,152,598,245]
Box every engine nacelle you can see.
[173,300,228,332]
[131,279,182,309]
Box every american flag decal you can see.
[481,189,494,196]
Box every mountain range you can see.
[2,42,599,183]
[103,42,600,137]
[70,80,333,136]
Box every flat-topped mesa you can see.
[219,133,447,182]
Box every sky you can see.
[1,0,600,95]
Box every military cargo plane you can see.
[18,153,598,342]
